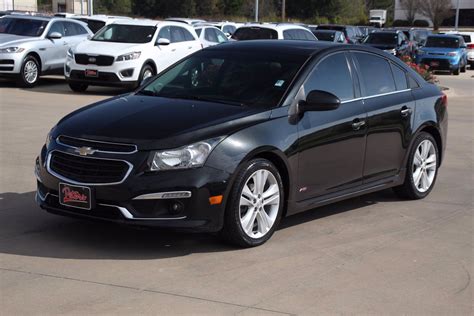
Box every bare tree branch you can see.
[418,0,454,30]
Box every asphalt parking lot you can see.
[0,71,472,315]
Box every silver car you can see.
[0,15,92,87]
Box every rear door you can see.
[352,52,415,184]
[295,52,367,200]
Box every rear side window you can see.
[354,52,396,96]
[205,28,218,42]
[222,25,236,34]
[64,22,88,36]
[391,63,408,90]
[408,75,420,88]
[232,27,278,40]
[304,53,354,101]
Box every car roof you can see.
[238,23,310,31]
[313,29,339,33]
[428,34,462,39]
[1,14,52,21]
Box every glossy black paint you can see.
[36,41,448,231]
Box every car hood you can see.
[74,40,146,56]
[54,94,270,150]
[363,43,397,50]
[0,34,39,47]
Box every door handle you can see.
[188,46,193,49]
[171,48,176,52]
[352,119,366,131]
[401,106,412,117]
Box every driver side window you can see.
[157,26,171,42]
[48,22,65,36]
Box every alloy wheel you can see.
[24,60,38,84]
[412,140,437,193]
[239,169,280,239]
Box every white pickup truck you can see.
[369,10,387,28]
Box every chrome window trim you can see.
[46,150,133,186]
[340,88,412,104]
[56,135,138,155]
[133,191,192,200]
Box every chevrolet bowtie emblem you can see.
[75,146,97,156]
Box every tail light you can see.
[441,93,448,107]
[467,43,474,49]
[345,36,350,43]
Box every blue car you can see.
[416,34,468,75]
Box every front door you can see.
[296,52,367,201]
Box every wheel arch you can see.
[25,51,42,73]
[406,123,444,167]
[142,59,157,73]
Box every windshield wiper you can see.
[163,94,246,107]
[136,90,158,97]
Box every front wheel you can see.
[138,64,155,86]
[393,132,439,200]
[68,83,88,92]
[18,55,40,88]
[221,159,284,247]
[453,66,460,75]
[461,64,466,73]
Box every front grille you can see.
[75,54,115,66]
[421,58,451,69]
[0,59,14,65]
[49,151,131,184]
[57,135,137,153]
[70,70,120,82]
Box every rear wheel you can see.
[17,55,40,88]
[393,132,439,200]
[221,159,284,247]
[68,83,88,92]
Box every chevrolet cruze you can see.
[36,41,448,247]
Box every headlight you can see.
[67,48,74,58]
[116,51,141,62]
[447,52,458,56]
[0,47,25,53]
[149,137,224,171]
[45,132,52,148]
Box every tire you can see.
[221,159,284,247]
[138,64,155,86]
[68,83,88,92]
[453,66,460,75]
[393,132,439,200]
[17,55,40,88]
[461,64,466,73]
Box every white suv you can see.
[71,15,132,33]
[65,19,202,92]
[231,23,317,41]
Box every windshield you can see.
[231,27,278,40]
[74,18,105,33]
[138,50,307,108]
[425,37,459,48]
[92,24,156,43]
[0,17,48,37]
[364,33,397,45]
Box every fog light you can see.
[169,200,184,215]
[120,68,134,78]
[209,195,223,205]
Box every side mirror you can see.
[156,38,170,46]
[48,32,62,39]
[298,90,341,112]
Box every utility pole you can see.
[454,0,460,30]
[255,0,259,22]
[282,0,286,21]
[87,0,93,16]
[81,0,84,15]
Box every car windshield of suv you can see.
[364,33,397,45]
[0,17,48,36]
[313,31,335,41]
[231,27,278,40]
[74,18,105,33]
[92,24,156,43]
[138,50,307,107]
[425,37,459,48]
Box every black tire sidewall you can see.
[405,132,439,199]
[68,83,88,92]
[225,159,284,247]
[138,64,154,85]
[19,55,40,87]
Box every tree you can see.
[418,0,453,30]
[400,0,419,26]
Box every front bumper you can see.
[35,140,231,232]
[0,52,25,75]
[417,56,460,71]
[65,56,141,87]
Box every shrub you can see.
[413,19,430,27]
[401,56,438,84]
[393,19,410,27]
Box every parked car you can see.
[165,18,206,25]
[194,25,228,48]
[208,21,241,37]
[71,14,132,33]
[36,40,447,247]
[416,34,468,75]
[0,15,92,87]
[357,26,377,38]
[315,24,363,43]
[446,31,474,68]
[363,30,411,58]
[231,23,316,41]
[65,19,202,92]
[311,29,345,43]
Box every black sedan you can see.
[363,30,411,58]
[36,41,447,247]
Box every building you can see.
[52,0,88,15]
[394,0,474,27]
[1,0,37,11]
